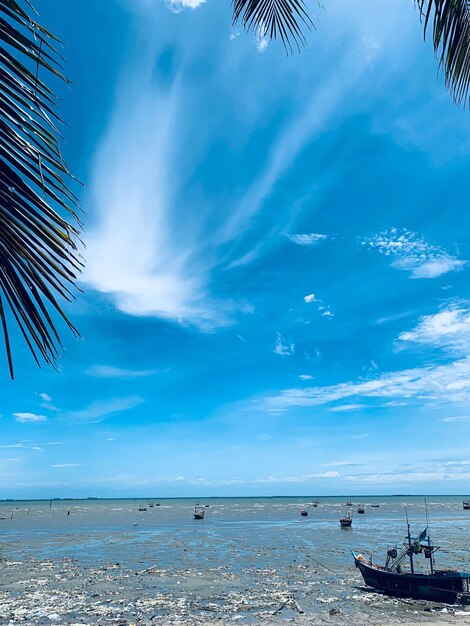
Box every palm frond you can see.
[232,0,317,54]
[416,0,470,106]
[0,0,83,378]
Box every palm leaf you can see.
[417,1,470,106]
[232,0,317,53]
[0,0,82,378]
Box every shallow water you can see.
[0,496,469,624]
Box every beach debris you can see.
[329,607,340,615]
[272,595,304,615]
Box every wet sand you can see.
[1,553,470,625]
[0,497,469,625]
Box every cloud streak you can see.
[362,228,466,279]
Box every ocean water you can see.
[0,496,469,624]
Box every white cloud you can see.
[87,365,158,379]
[38,392,51,403]
[164,0,205,12]
[253,471,339,483]
[274,333,295,356]
[256,34,269,53]
[51,464,81,468]
[321,310,334,318]
[345,459,470,485]
[441,416,470,423]
[13,413,47,424]
[263,357,470,413]
[399,304,470,355]
[362,228,466,279]
[329,404,365,412]
[303,294,316,303]
[299,374,313,380]
[65,396,144,424]
[288,233,327,246]
[84,71,231,330]
[0,442,44,451]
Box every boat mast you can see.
[406,508,414,574]
[425,498,434,575]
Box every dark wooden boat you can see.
[353,520,470,604]
[346,501,353,506]
[340,512,352,527]
[371,504,380,508]
[194,506,205,520]
[300,508,308,516]
[357,505,365,514]
[138,506,147,512]
[463,500,470,510]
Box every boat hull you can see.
[354,556,470,604]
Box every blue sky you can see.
[1,0,470,498]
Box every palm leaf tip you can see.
[232,0,317,54]
[0,0,82,378]
[416,0,470,107]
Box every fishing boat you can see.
[357,505,365,514]
[194,506,205,520]
[300,508,308,516]
[371,504,380,508]
[340,512,352,527]
[463,501,470,510]
[346,501,353,506]
[138,506,147,512]
[353,518,470,604]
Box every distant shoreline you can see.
[1,493,469,502]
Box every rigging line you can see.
[291,531,357,574]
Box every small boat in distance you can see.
[340,512,352,528]
[194,506,205,520]
[300,508,308,516]
[346,501,353,506]
[353,514,470,604]
[371,504,380,508]
[138,506,147,512]
[357,505,365,514]
[463,500,470,510]
[312,500,319,507]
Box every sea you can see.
[0,495,469,624]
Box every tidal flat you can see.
[0,496,469,625]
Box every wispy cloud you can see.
[441,415,470,423]
[0,442,44,452]
[51,464,82,468]
[13,413,47,424]
[303,293,316,303]
[288,233,327,246]
[362,228,466,278]
[399,304,470,355]
[87,365,159,379]
[274,333,295,356]
[252,471,339,483]
[84,68,231,329]
[329,404,365,412]
[163,0,205,13]
[65,396,144,424]
[263,358,470,413]
[345,459,470,485]
[299,374,313,380]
